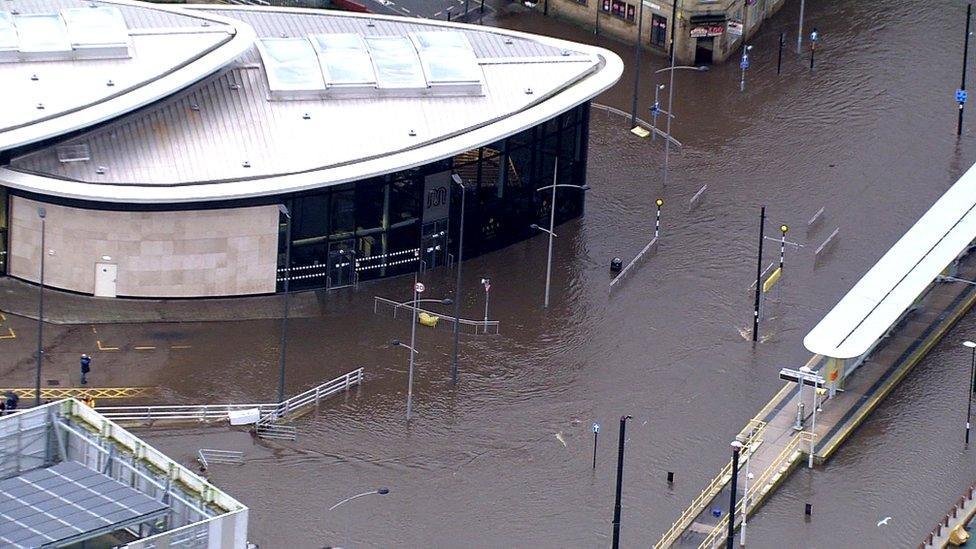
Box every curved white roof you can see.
[804,160,976,359]
[0,6,622,204]
[0,0,255,151]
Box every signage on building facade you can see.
[423,171,452,223]
[727,20,743,36]
[690,24,725,38]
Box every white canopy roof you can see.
[804,161,976,359]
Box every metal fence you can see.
[95,368,364,426]
[373,296,500,335]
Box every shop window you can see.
[354,179,386,233]
[329,187,356,238]
[651,14,668,47]
[608,0,635,21]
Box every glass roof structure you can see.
[257,31,483,100]
[0,7,131,62]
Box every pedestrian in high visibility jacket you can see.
[80,354,91,385]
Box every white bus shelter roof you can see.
[804,161,976,359]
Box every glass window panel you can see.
[330,188,356,236]
[311,34,376,86]
[0,12,17,50]
[411,31,482,89]
[365,36,426,89]
[14,14,71,53]
[61,7,128,46]
[412,31,469,51]
[257,38,325,93]
[355,180,385,231]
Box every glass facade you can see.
[0,186,6,274]
[277,102,590,291]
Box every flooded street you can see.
[125,0,976,546]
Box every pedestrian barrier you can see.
[608,237,658,294]
[95,368,364,428]
[591,103,683,148]
[922,481,976,548]
[197,449,244,468]
[373,296,500,335]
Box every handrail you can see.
[653,420,767,549]
[696,433,809,549]
[97,368,364,425]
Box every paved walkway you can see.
[0,277,324,324]
[924,482,976,548]
[656,248,976,548]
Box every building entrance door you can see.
[695,36,715,65]
[94,263,117,298]
[421,220,449,270]
[327,239,355,289]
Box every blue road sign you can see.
[810,31,819,42]
[958,89,969,104]
[592,422,600,434]
[740,56,750,70]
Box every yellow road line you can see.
[96,340,120,351]
[0,312,6,321]
[91,324,97,334]
[0,328,14,340]
[133,346,156,351]
[0,386,156,399]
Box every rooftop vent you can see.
[56,143,90,163]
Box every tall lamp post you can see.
[610,415,632,549]
[530,158,589,308]
[276,204,292,405]
[392,284,452,420]
[654,64,707,188]
[450,174,467,385]
[629,0,646,127]
[727,440,743,549]
[34,207,46,407]
[964,340,976,444]
[329,487,390,547]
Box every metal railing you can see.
[197,449,244,468]
[373,296,500,335]
[653,420,767,549]
[95,368,364,426]
[591,103,683,148]
[696,432,809,549]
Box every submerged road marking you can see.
[96,340,119,351]
[0,328,15,340]
[133,346,156,351]
[170,345,192,350]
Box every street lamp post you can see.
[740,447,752,548]
[480,278,490,329]
[450,174,467,385]
[650,84,665,141]
[610,415,632,549]
[739,45,753,92]
[629,0,646,127]
[797,0,806,53]
[965,340,976,444]
[276,204,292,405]
[34,207,46,407]
[654,64,707,188]
[329,487,390,547]
[392,285,452,420]
[530,158,589,308]
[727,440,743,549]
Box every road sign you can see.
[779,367,825,387]
[958,89,969,104]
[740,56,750,70]
[415,282,425,293]
[727,20,743,36]
[592,422,600,434]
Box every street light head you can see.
[655,198,664,207]
[277,204,289,217]
[658,84,665,89]
[964,340,976,348]
[440,298,454,305]
[580,185,591,191]
[530,224,540,230]
[696,65,710,71]
[390,338,401,347]
[377,488,390,495]
[37,207,46,219]
[731,440,744,450]
[745,45,753,52]
[451,173,463,186]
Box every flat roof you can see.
[804,160,976,359]
[1,6,622,204]
[0,0,255,151]
[0,460,168,548]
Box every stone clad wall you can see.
[8,196,279,297]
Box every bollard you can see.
[804,503,812,516]
[667,471,674,484]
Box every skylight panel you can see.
[14,14,71,54]
[311,34,376,91]
[61,7,129,48]
[257,38,325,100]
[410,31,483,96]
[364,36,427,92]
[0,12,17,51]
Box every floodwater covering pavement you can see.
[4,0,976,546]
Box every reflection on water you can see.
[142,1,976,546]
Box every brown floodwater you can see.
[136,1,976,547]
